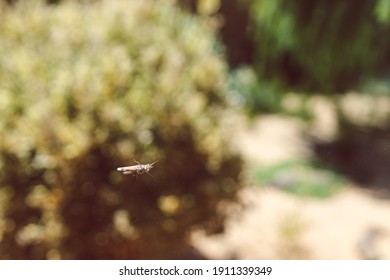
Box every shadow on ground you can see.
[312,122,390,197]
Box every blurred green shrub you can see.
[218,0,390,116]
[0,0,242,259]
[247,0,390,94]
[227,66,314,120]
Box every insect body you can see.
[117,160,157,177]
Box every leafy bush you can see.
[248,0,390,94]
[0,0,242,259]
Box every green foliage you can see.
[227,67,282,115]
[0,0,242,259]
[227,67,314,120]
[375,0,390,25]
[252,160,345,199]
[247,0,390,94]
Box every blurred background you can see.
[0,0,389,260]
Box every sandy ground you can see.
[192,186,390,259]
[191,115,390,259]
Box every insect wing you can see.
[117,165,138,172]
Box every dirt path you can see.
[191,114,390,259]
[192,186,390,259]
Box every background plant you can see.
[0,0,242,259]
